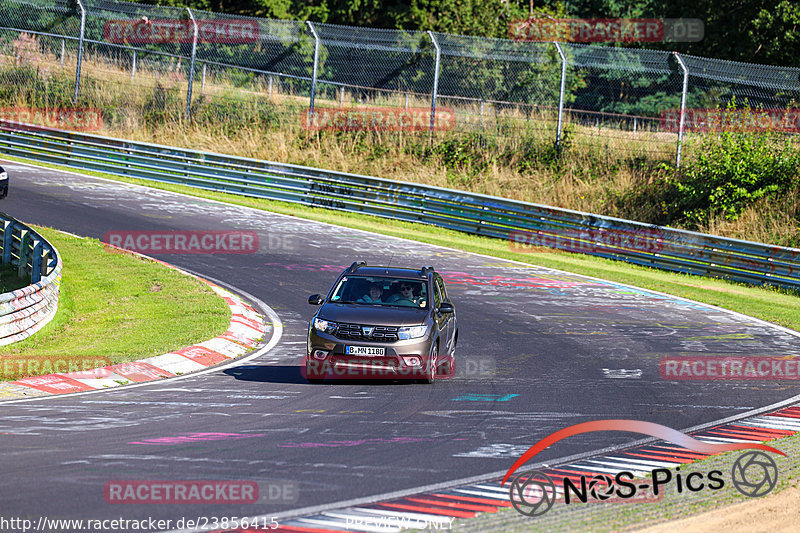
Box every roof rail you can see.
[420,265,435,276]
[348,261,367,272]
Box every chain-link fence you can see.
[1,0,799,165]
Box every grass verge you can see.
[0,263,28,293]
[0,226,231,381]
[4,154,798,332]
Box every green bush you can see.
[673,130,800,226]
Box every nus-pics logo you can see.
[502,420,784,517]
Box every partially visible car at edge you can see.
[0,166,8,199]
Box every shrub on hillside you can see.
[673,130,800,226]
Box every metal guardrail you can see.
[1,120,798,291]
[0,211,62,345]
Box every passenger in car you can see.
[357,282,385,303]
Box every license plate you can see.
[346,346,385,356]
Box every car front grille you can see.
[335,323,399,342]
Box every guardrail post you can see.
[31,240,43,284]
[428,31,441,134]
[1,221,11,265]
[73,0,86,103]
[554,42,567,154]
[17,229,30,279]
[306,21,321,116]
[41,247,52,278]
[674,52,689,168]
[185,8,199,120]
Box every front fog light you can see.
[313,350,329,360]
[398,325,428,340]
[402,356,421,367]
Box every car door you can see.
[434,275,455,355]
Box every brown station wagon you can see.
[305,262,458,383]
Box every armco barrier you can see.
[0,212,61,346]
[1,120,798,291]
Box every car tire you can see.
[439,351,455,377]
[423,344,437,384]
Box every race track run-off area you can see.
[1,160,800,530]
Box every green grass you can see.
[0,264,28,293]
[0,226,231,381]
[4,153,799,333]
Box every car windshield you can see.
[330,276,428,308]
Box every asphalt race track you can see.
[2,160,800,529]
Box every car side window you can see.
[435,276,448,302]
[432,280,442,308]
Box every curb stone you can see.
[0,244,267,400]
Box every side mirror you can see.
[308,294,324,305]
[437,302,454,314]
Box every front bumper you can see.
[306,329,433,380]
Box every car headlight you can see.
[313,317,337,334]
[398,325,428,340]
[0,172,7,181]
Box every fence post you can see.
[427,31,441,133]
[73,0,86,103]
[553,41,567,154]
[339,86,344,107]
[674,51,689,168]
[185,8,199,120]
[17,230,29,279]
[2,221,12,264]
[131,50,137,79]
[306,21,320,116]
[268,76,273,97]
[201,63,206,92]
[31,240,42,284]
[60,39,65,67]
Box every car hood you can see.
[318,303,429,326]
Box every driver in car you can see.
[386,282,422,306]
